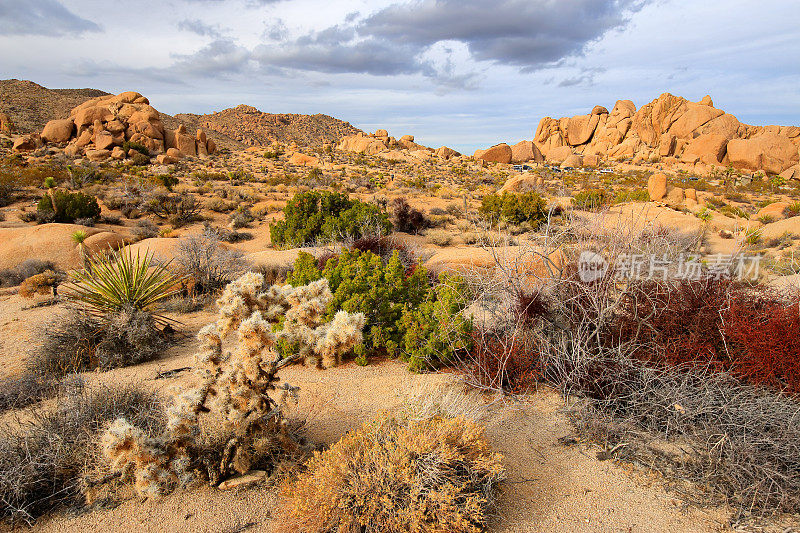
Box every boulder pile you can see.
[37,91,216,162]
[476,93,800,177]
[337,130,461,160]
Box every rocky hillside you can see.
[175,104,361,148]
[0,79,110,133]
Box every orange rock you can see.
[648,173,668,201]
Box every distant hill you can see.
[175,104,362,148]
[0,79,110,133]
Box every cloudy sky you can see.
[1,0,798,153]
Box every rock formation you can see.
[38,91,216,161]
[525,93,799,176]
[336,130,443,158]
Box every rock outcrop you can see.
[336,130,435,157]
[527,93,800,175]
[39,91,216,160]
[475,143,513,164]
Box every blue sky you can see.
[1,0,798,153]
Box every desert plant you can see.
[287,411,505,533]
[19,270,64,298]
[175,229,248,294]
[391,197,430,233]
[783,201,800,218]
[270,191,391,247]
[131,219,159,240]
[67,248,181,325]
[479,191,546,227]
[0,259,55,288]
[0,382,164,523]
[425,228,453,246]
[143,191,200,227]
[572,189,609,211]
[93,272,365,499]
[36,190,100,223]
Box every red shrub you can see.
[465,331,541,393]
[724,292,800,393]
[612,277,800,394]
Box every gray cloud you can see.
[247,0,650,88]
[0,0,100,36]
[171,39,252,76]
[177,18,226,38]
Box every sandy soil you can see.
[0,292,733,533]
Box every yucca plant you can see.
[67,248,182,326]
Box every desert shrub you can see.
[572,189,609,211]
[0,259,55,288]
[391,197,430,233]
[611,277,800,395]
[121,141,150,156]
[0,383,164,523]
[783,201,800,218]
[479,191,546,226]
[92,273,364,501]
[143,191,200,227]
[571,361,800,517]
[175,229,248,294]
[613,189,649,204]
[425,228,453,246]
[270,191,391,247]
[19,270,64,298]
[399,274,473,371]
[131,218,159,240]
[288,249,471,367]
[156,174,179,191]
[350,234,426,271]
[288,411,505,533]
[205,224,253,243]
[36,190,100,223]
[0,373,54,413]
[31,309,168,377]
[229,205,254,228]
[0,173,14,207]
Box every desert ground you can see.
[0,84,799,533]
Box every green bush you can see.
[572,189,609,211]
[36,190,100,223]
[270,191,391,247]
[121,141,149,156]
[613,189,649,204]
[287,249,471,368]
[479,191,546,226]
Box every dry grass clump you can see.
[571,362,800,518]
[176,229,248,294]
[31,309,169,378]
[0,382,164,524]
[287,411,505,533]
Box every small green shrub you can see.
[270,191,391,247]
[156,174,179,191]
[783,201,800,218]
[287,249,471,368]
[36,190,100,223]
[572,189,609,211]
[121,141,150,156]
[613,189,649,204]
[479,191,546,226]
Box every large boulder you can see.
[727,133,799,174]
[435,146,459,159]
[668,102,724,139]
[510,140,543,163]
[337,133,387,155]
[41,119,75,143]
[12,135,39,152]
[648,173,668,201]
[566,114,600,146]
[756,202,790,221]
[681,134,728,165]
[562,154,583,167]
[476,143,512,164]
[547,145,574,163]
[288,153,319,166]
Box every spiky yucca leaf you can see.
[68,248,182,325]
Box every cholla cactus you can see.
[98,272,365,498]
